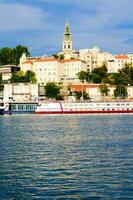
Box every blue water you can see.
[0,114,133,200]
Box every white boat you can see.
[35,100,133,114]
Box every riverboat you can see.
[35,100,133,114]
[3,102,39,114]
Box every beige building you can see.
[79,47,113,71]
[107,54,130,73]
[61,59,87,82]
[20,54,87,85]
[128,54,133,65]
[20,57,64,84]
[71,83,133,100]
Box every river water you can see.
[0,114,133,200]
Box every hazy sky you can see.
[0,0,133,56]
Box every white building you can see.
[79,47,113,71]
[107,54,130,73]
[4,83,38,102]
[61,59,87,82]
[20,55,87,85]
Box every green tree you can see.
[59,54,65,60]
[107,73,125,85]
[0,45,30,65]
[0,47,14,65]
[74,91,82,100]
[119,64,133,85]
[52,54,59,59]
[45,82,61,99]
[91,65,108,83]
[0,74,4,91]
[0,84,4,91]
[74,91,89,100]
[0,74,2,84]
[25,70,37,83]
[11,70,36,83]
[99,83,109,96]
[13,45,30,65]
[114,84,127,99]
[11,70,25,83]
[77,71,87,83]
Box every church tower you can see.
[62,21,72,52]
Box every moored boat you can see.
[2,101,39,114]
[0,102,8,115]
[35,100,133,114]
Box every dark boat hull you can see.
[0,109,5,115]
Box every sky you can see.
[0,0,133,56]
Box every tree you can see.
[0,47,14,65]
[114,84,127,99]
[52,54,59,59]
[0,84,4,91]
[74,91,82,100]
[11,70,25,83]
[0,45,30,65]
[99,83,109,96]
[77,71,86,83]
[11,70,37,83]
[45,82,61,99]
[74,91,89,101]
[119,65,133,86]
[91,65,108,83]
[0,74,2,84]
[13,45,30,65]
[107,73,125,85]
[25,70,37,83]
[59,54,65,60]
[0,74,4,91]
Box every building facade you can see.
[4,83,38,102]
[20,55,87,85]
[107,54,130,73]
[79,47,114,71]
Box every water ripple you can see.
[0,114,133,200]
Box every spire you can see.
[62,20,72,51]
[64,20,71,40]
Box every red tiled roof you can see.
[22,61,32,64]
[61,58,82,63]
[115,54,129,59]
[22,58,85,64]
[34,58,57,62]
[71,84,100,92]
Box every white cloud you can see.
[0,3,49,31]
[0,0,132,55]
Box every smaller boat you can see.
[0,102,8,115]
